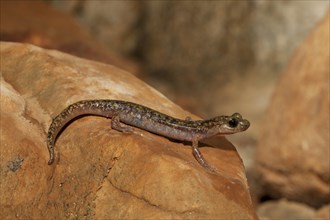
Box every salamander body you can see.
[47,100,250,171]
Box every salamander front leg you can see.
[111,115,133,133]
[192,138,216,172]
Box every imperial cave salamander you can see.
[47,100,250,171]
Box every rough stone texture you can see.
[0,0,138,73]
[255,12,330,207]
[0,42,257,219]
[315,204,330,220]
[257,199,316,220]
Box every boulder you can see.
[315,204,330,220]
[257,199,315,220]
[0,0,138,73]
[0,42,257,219]
[255,11,330,207]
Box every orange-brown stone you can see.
[255,11,330,207]
[0,42,257,219]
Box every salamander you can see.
[47,100,250,171]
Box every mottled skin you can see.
[47,100,250,171]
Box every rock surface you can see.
[0,0,138,73]
[257,199,316,220]
[0,42,257,219]
[258,201,330,220]
[255,11,330,207]
[315,204,330,220]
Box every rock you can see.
[255,11,330,207]
[315,204,330,220]
[0,42,257,219]
[257,199,316,220]
[0,0,138,73]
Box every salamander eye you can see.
[228,118,239,128]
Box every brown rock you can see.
[0,42,257,219]
[255,11,330,207]
[257,199,316,220]
[315,204,330,220]
[0,0,138,73]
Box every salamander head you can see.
[207,113,250,136]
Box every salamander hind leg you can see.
[192,138,217,173]
[111,115,133,133]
